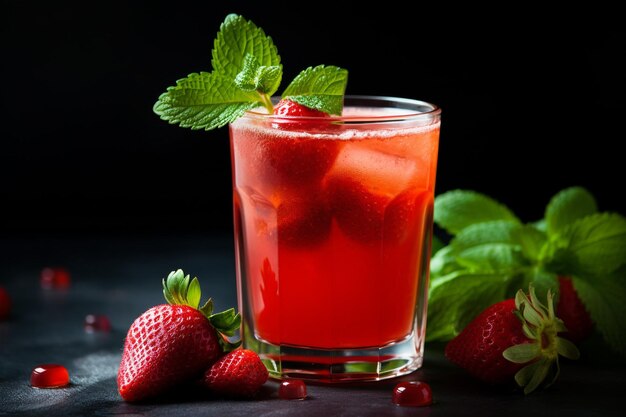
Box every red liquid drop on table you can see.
[30,364,70,388]
[278,379,307,400]
[392,381,432,407]
[0,287,11,320]
[84,314,112,332]
[40,267,71,289]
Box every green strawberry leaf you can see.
[154,72,260,130]
[187,277,201,309]
[426,272,512,341]
[573,272,626,355]
[545,186,598,237]
[503,343,540,363]
[282,65,348,115]
[212,14,281,78]
[434,190,520,235]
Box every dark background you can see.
[2,1,625,237]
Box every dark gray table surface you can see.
[1,235,624,417]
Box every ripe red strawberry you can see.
[273,98,331,119]
[0,286,11,320]
[203,349,268,397]
[445,286,580,394]
[556,276,594,343]
[117,270,240,402]
[271,98,336,132]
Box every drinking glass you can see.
[229,96,441,382]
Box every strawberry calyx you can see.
[162,269,241,352]
[502,285,580,394]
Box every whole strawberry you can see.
[203,348,268,397]
[117,270,240,402]
[445,286,580,394]
[557,276,594,343]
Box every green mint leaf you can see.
[557,213,626,275]
[234,53,282,95]
[430,245,463,279]
[212,14,281,78]
[434,190,520,235]
[154,72,260,130]
[426,272,512,341]
[456,243,528,272]
[572,272,626,355]
[521,268,559,304]
[282,65,348,115]
[514,225,548,261]
[545,186,598,236]
[432,235,445,255]
[451,220,521,250]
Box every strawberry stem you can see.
[503,285,580,394]
[162,269,242,352]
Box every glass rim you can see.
[242,95,441,123]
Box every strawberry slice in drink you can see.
[250,100,342,187]
[275,191,332,247]
[324,143,428,243]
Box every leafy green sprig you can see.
[427,186,626,355]
[153,14,348,130]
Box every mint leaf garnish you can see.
[573,272,626,355]
[433,190,520,235]
[456,243,527,272]
[428,186,626,357]
[514,225,547,261]
[282,65,348,115]
[545,186,598,236]
[555,213,626,275]
[154,72,259,130]
[234,53,282,94]
[426,272,510,341]
[451,220,521,250]
[154,14,348,129]
[212,14,281,78]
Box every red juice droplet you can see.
[84,314,112,332]
[40,267,71,289]
[0,287,11,320]
[30,364,70,388]
[278,379,307,400]
[392,381,433,407]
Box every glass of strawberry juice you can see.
[229,96,441,382]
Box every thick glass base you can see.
[245,333,423,383]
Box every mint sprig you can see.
[154,14,348,130]
[428,186,626,356]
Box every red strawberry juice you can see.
[230,97,440,380]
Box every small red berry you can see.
[271,99,331,130]
[0,287,11,320]
[84,314,112,333]
[557,276,594,343]
[40,267,71,289]
[30,364,70,388]
[278,379,307,400]
[392,381,432,407]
